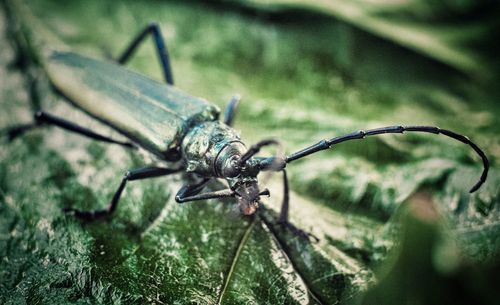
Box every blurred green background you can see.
[0,0,499,304]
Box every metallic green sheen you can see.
[45,51,220,160]
[181,121,245,177]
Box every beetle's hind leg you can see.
[64,166,181,220]
[2,71,136,148]
[117,23,174,85]
[2,122,38,141]
[278,169,319,242]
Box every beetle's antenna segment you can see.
[285,125,489,193]
[238,139,281,167]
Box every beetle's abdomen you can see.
[45,51,219,160]
[182,121,245,177]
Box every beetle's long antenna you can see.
[285,126,489,193]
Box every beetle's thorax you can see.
[182,121,265,215]
[181,121,246,178]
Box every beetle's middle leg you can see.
[278,169,319,242]
[2,110,136,149]
[2,70,136,148]
[117,23,174,85]
[64,166,181,220]
[223,95,241,126]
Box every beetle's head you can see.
[233,179,269,215]
[217,139,282,215]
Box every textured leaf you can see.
[222,0,499,77]
[1,0,498,304]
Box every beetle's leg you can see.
[277,169,319,242]
[64,167,181,220]
[2,122,38,141]
[175,178,211,202]
[278,169,290,223]
[175,189,236,203]
[175,179,236,203]
[2,111,136,149]
[223,95,241,126]
[34,111,137,148]
[117,22,174,85]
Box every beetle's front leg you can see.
[175,189,236,203]
[175,179,236,203]
[64,166,181,220]
[278,169,319,242]
[175,177,210,202]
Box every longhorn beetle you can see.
[4,17,489,238]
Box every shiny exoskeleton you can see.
[4,22,489,236]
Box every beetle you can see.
[4,18,489,238]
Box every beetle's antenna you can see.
[284,125,489,193]
[238,139,281,167]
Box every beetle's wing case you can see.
[45,51,220,160]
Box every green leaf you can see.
[1,0,497,303]
[222,0,499,78]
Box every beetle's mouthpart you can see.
[234,182,267,215]
[235,188,270,215]
[238,198,259,215]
